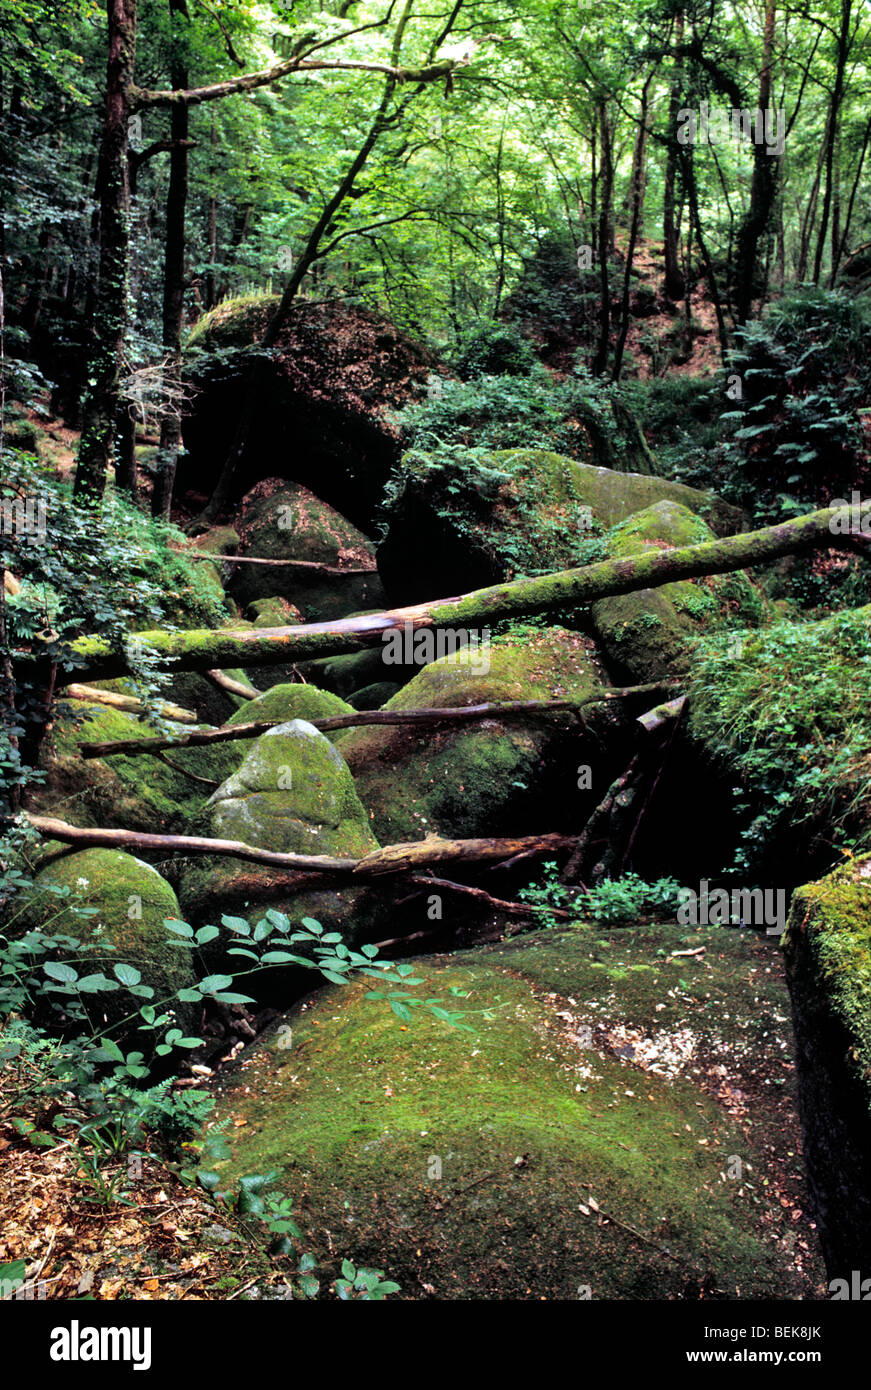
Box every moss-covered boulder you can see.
[246,596,303,627]
[376,447,745,604]
[590,501,763,683]
[336,628,623,844]
[220,683,356,757]
[179,721,380,955]
[31,700,223,833]
[347,681,402,710]
[230,479,385,622]
[20,850,196,1037]
[783,855,871,1280]
[210,921,821,1299]
[180,299,433,530]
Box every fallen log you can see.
[63,684,198,724]
[204,669,260,701]
[53,504,859,684]
[22,814,574,879]
[77,681,677,760]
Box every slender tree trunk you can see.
[663,9,685,301]
[682,144,729,358]
[613,72,653,381]
[734,0,779,323]
[832,108,871,282]
[205,119,218,309]
[813,0,852,284]
[74,0,137,504]
[592,98,613,376]
[152,0,190,520]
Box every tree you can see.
[72,0,497,505]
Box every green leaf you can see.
[114,962,142,986]
[199,974,234,994]
[165,919,195,938]
[43,961,78,983]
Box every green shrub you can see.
[718,287,871,525]
[446,320,539,379]
[689,609,871,875]
[396,363,617,463]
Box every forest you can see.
[1,0,870,1331]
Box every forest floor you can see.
[0,1084,291,1301]
[1,919,826,1301]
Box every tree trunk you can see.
[813,0,852,285]
[78,682,679,759]
[592,98,613,376]
[613,71,653,381]
[662,9,685,301]
[55,504,857,684]
[73,0,137,504]
[152,0,190,521]
[23,814,576,879]
[734,0,779,323]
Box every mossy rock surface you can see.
[591,500,763,683]
[347,681,401,710]
[180,300,432,531]
[20,849,196,1036]
[210,920,821,1300]
[230,479,385,620]
[783,854,871,1279]
[179,721,380,950]
[376,447,745,604]
[223,682,356,750]
[336,628,622,844]
[163,669,251,728]
[186,293,280,352]
[246,596,303,627]
[294,646,397,700]
[32,701,223,832]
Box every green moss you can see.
[185,292,280,352]
[32,701,223,832]
[211,927,812,1299]
[785,857,871,1082]
[225,683,355,747]
[347,682,402,710]
[337,628,616,843]
[179,721,379,943]
[782,855,871,1274]
[247,596,302,627]
[591,500,763,683]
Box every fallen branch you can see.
[204,669,260,700]
[54,504,858,684]
[177,549,375,576]
[63,684,198,725]
[77,681,678,759]
[407,874,575,920]
[22,815,574,879]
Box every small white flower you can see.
[76,877,89,889]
